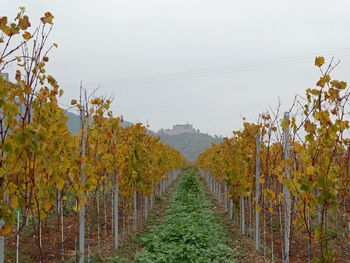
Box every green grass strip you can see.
[134,170,239,263]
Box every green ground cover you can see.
[135,170,239,263]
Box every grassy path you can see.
[134,170,239,263]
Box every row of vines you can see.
[197,57,350,262]
[0,9,185,262]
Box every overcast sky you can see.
[3,0,350,136]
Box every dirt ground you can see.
[112,178,180,262]
[201,178,271,263]
[4,179,179,263]
[200,175,349,263]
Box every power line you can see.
[62,48,350,89]
[101,53,350,88]
[97,48,350,85]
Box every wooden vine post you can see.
[133,190,137,231]
[255,134,260,251]
[79,89,86,263]
[114,169,119,249]
[283,112,291,263]
[0,72,8,263]
[241,196,245,234]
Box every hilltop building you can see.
[159,123,199,136]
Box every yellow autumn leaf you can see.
[40,12,54,25]
[281,118,289,130]
[39,209,47,219]
[306,166,314,175]
[314,226,321,240]
[0,17,7,31]
[0,223,12,236]
[80,195,87,207]
[43,199,53,212]
[277,173,283,184]
[279,193,285,201]
[56,177,65,191]
[19,15,30,30]
[315,56,325,67]
[10,196,19,209]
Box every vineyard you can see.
[0,9,185,263]
[196,57,350,262]
[1,6,350,263]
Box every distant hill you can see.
[65,111,81,135]
[158,132,222,162]
[65,111,134,135]
[65,114,221,162]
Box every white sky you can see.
[2,0,350,136]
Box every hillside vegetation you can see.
[158,133,222,162]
